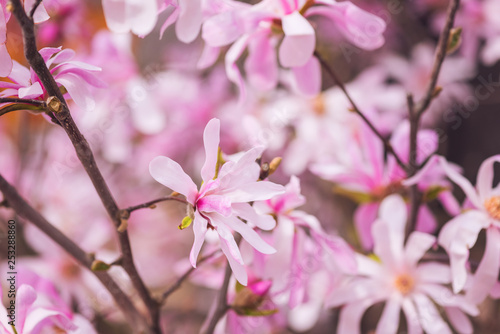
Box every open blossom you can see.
[0,47,106,111]
[201,0,386,99]
[311,121,460,249]
[409,155,500,303]
[0,271,97,334]
[328,195,478,334]
[149,118,285,285]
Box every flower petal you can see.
[291,56,321,96]
[376,297,401,334]
[412,293,452,334]
[18,82,43,99]
[0,44,12,77]
[245,30,278,91]
[222,215,276,254]
[149,156,198,203]
[404,231,436,267]
[176,0,202,43]
[444,307,473,334]
[476,155,500,201]
[201,118,220,182]
[438,210,489,293]
[465,226,500,304]
[189,211,208,267]
[16,285,37,333]
[219,234,248,285]
[279,11,315,68]
[232,202,276,230]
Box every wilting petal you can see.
[476,155,500,201]
[279,11,315,67]
[222,215,276,254]
[201,118,220,182]
[176,0,202,43]
[465,226,500,304]
[189,211,208,267]
[149,156,198,203]
[291,56,321,96]
[18,82,43,99]
[438,210,489,293]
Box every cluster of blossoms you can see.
[1,0,499,333]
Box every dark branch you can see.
[415,0,461,116]
[0,173,147,333]
[29,0,43,19]
[9,1,160,332]
[123,196,188,215]
[314,51,408,172]
[201,261,232,334]
[161,250,221,304]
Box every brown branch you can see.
[406,0,461,238]
[0,173,148,333]
[201,261,232,334]
[28,0,43,19]
[0,97,46,105]
[161,249,221,304]
[314,51,408,172]
[415,0,461,116]
[123,196,188,215]
[9,1,160,332]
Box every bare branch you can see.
[314,51,408,172]
[123,196,188,215]
[9,1,161,332]
[415,0,461,116]
[29,0,43,19]
[0,173,148,333]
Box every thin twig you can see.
[415,0,461,116]
[0,97,46,105]
[28,0,44,19]
[9,2,160,332]
[314,51,408,172]
[406,0,461,238]
[124,196,188,215]
[0,173,148,333]
[161,250,221,304]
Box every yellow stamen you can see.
[484,196,500,220]
[393,274,414,295]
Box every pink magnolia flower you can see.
[0,47,106,111]
[149,118,285,285]
[201,0,386,99]
[253,176,356,331]
[328,195,478,334]
[102,0,159,37]
[159,0,202,43]
[0,272,97,334]
[410,155,500,303]
[311,121,459,249]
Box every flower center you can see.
[393,274,414,295]
[484,196,500,220]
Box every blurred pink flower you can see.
[150,118,285,285]
[0,47,106,111]
[201,0,386,99]
[102,0,159,37]
[414,155,500,304]
[328,195,478,334]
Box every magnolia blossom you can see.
[311,121,460,249]
[0,272,97,334]
[0,47,106,111]
[201,0,386,99]
[149,118,285,285]
[408,155,500,303]
[328,195,478,334]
